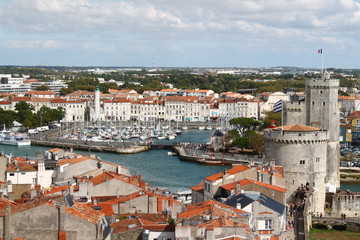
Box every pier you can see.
[30,137,263,165]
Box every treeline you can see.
[0,101,64,129]
[1,66,359,94]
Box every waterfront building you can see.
[103,99,131,121]
[217,98,261,120]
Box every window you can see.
[316,157,320,162]
[300,160,305,165]
[265,219,273,230]
[32,178,37,185]
[9,173,14,176]
[21,172,26,175]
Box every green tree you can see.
[229,117,260,136]
[232,137,250,150]
[249,132,265,156]
[261,111,282,129]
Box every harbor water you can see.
[1,129,359,192]
[0,130,228,192]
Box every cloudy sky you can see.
[0,0,359,68]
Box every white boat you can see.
[0,135,31,146]
[199,126,205,130]
[182,126,188,130]
[0,125,31,146]
[167,152,177,156]
[168,134,177,140]
[206,126,212,130]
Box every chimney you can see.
[270,160,275,172]
[235,182,241,195]
[4,205,11,240]
[36,152,43,158]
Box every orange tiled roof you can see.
[26,91,55,95]
[220,178,285,193]
[65,201,104,224]
[205,165,251,182]
[338,96,356,100]
[7,159,37,172]
[178,200,248,220]
[57,155,90,166]
[276,124,320,132]
[0,198,17,209]
[190,180,204,192]
[43,185,70,196]
[48,148,63,153]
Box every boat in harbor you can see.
[1,135,31,146]
[0,125,31,146]
[196,157,225,165]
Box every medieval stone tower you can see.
[264,70,340,213]
[264,125,328,213]
[305,70,340,189]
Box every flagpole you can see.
[321,48,324,74]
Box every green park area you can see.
[310,228,360,240]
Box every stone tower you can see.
[264,125,328,213]
[305,70,340,189]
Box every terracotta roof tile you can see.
[178,200,248,219]
[205,165,251,182]
[65,201,104,224]
[221,178,285,192]
[275,124,320,132]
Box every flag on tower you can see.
[318,49,323,54]
[273,100,283,113]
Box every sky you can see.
[0,0,360,68]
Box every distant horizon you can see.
[0,65,357,71]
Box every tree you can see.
[35,84,50,91]
[249,132,265,156]
[229,117,260,136]
[15,101,36,127]
[260,111,281,129]
[0,108,17,128]
[232,137,250,150]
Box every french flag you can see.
[318,49,322,54]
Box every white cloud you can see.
[1,0,360,67]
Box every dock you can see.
[30,136,263,165]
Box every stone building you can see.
[264,124,328,213]
[265,70,341,214]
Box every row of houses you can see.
[0,147,288,240]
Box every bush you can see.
[332,224,347,231]
[312,223,328,229]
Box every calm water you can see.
[1,129,359,192]
[0,130,228,192]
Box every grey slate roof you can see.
[224,191,285,215]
